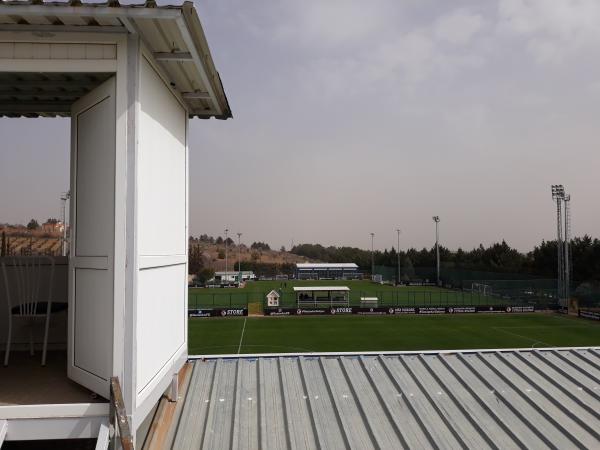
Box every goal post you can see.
[471,282,492,296]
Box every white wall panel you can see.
[136,264,186,391]
[135,57,188,402]
[138,57,186,257]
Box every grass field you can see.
[188,312,600,355]
[188,280,547,309]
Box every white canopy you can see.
[293,286,350,292]
[296,263,358,269]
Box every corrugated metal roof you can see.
[168,348,600,449]
[0,0,231,119]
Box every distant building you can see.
[213,270,256,284]
[266,290,280,307]
[41,220,65,234]
[295,263,361,280]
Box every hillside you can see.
[1,224,62,256]
[188,240,310,272]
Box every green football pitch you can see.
[188,313,600,355]
[188,280,553,309]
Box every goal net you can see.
[471,282,492,296]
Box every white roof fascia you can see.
[293,286,350,292]
[0,4,182,20]
[296,263,358,269]
[175,8,221,117]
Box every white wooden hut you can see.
[266,289,280,307]
[0,1,231,447]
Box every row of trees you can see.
[25,218,59,230]
[291,236,600,283]
[190,234,272,251]
[192,234,235,246]
[188,234,600,286]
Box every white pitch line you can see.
[492,327,553,348]
[237,317,247,354]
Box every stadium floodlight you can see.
[225,228,229,284]
[551,184,565,200]
[432,216,440,286]
[551,184,572,308]
[370,233,375,279]
[237,232,242,284]
[396,229,401,285]
[564,194,571,302]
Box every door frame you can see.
[67,76,117,398]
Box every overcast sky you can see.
[1,0,599,252]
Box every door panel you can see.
[74,268,112,379]
[68,77,116,398]
[74,95,114,257]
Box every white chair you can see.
[1,256,65,366]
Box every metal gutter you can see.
[189,345,600,360]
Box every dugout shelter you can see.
[294,286,350,307]
[295,262,360,280]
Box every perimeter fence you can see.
[262,289,555,309]
[186,289,556,311]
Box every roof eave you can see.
[0,1,232,120]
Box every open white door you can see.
[68,77,116,398]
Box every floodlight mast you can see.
[564,194,572,302]
[225,228,229,284]
[370,233,375,280]
[237,232,242,284]
[60,190,70,256]
[433,216,440,286]
[551,184,571,308]
[396,229,401,285]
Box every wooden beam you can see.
[110,377,134,450]
[143,363,193,450]
[154,52,192,62]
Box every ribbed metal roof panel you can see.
[170,348,600,450]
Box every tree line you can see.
[191,234,271,251]
[291,236,600,283]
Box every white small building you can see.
[266,290,280,307]
[213,270,256,284]
[296,262,361,280]
[0,0,230,447]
